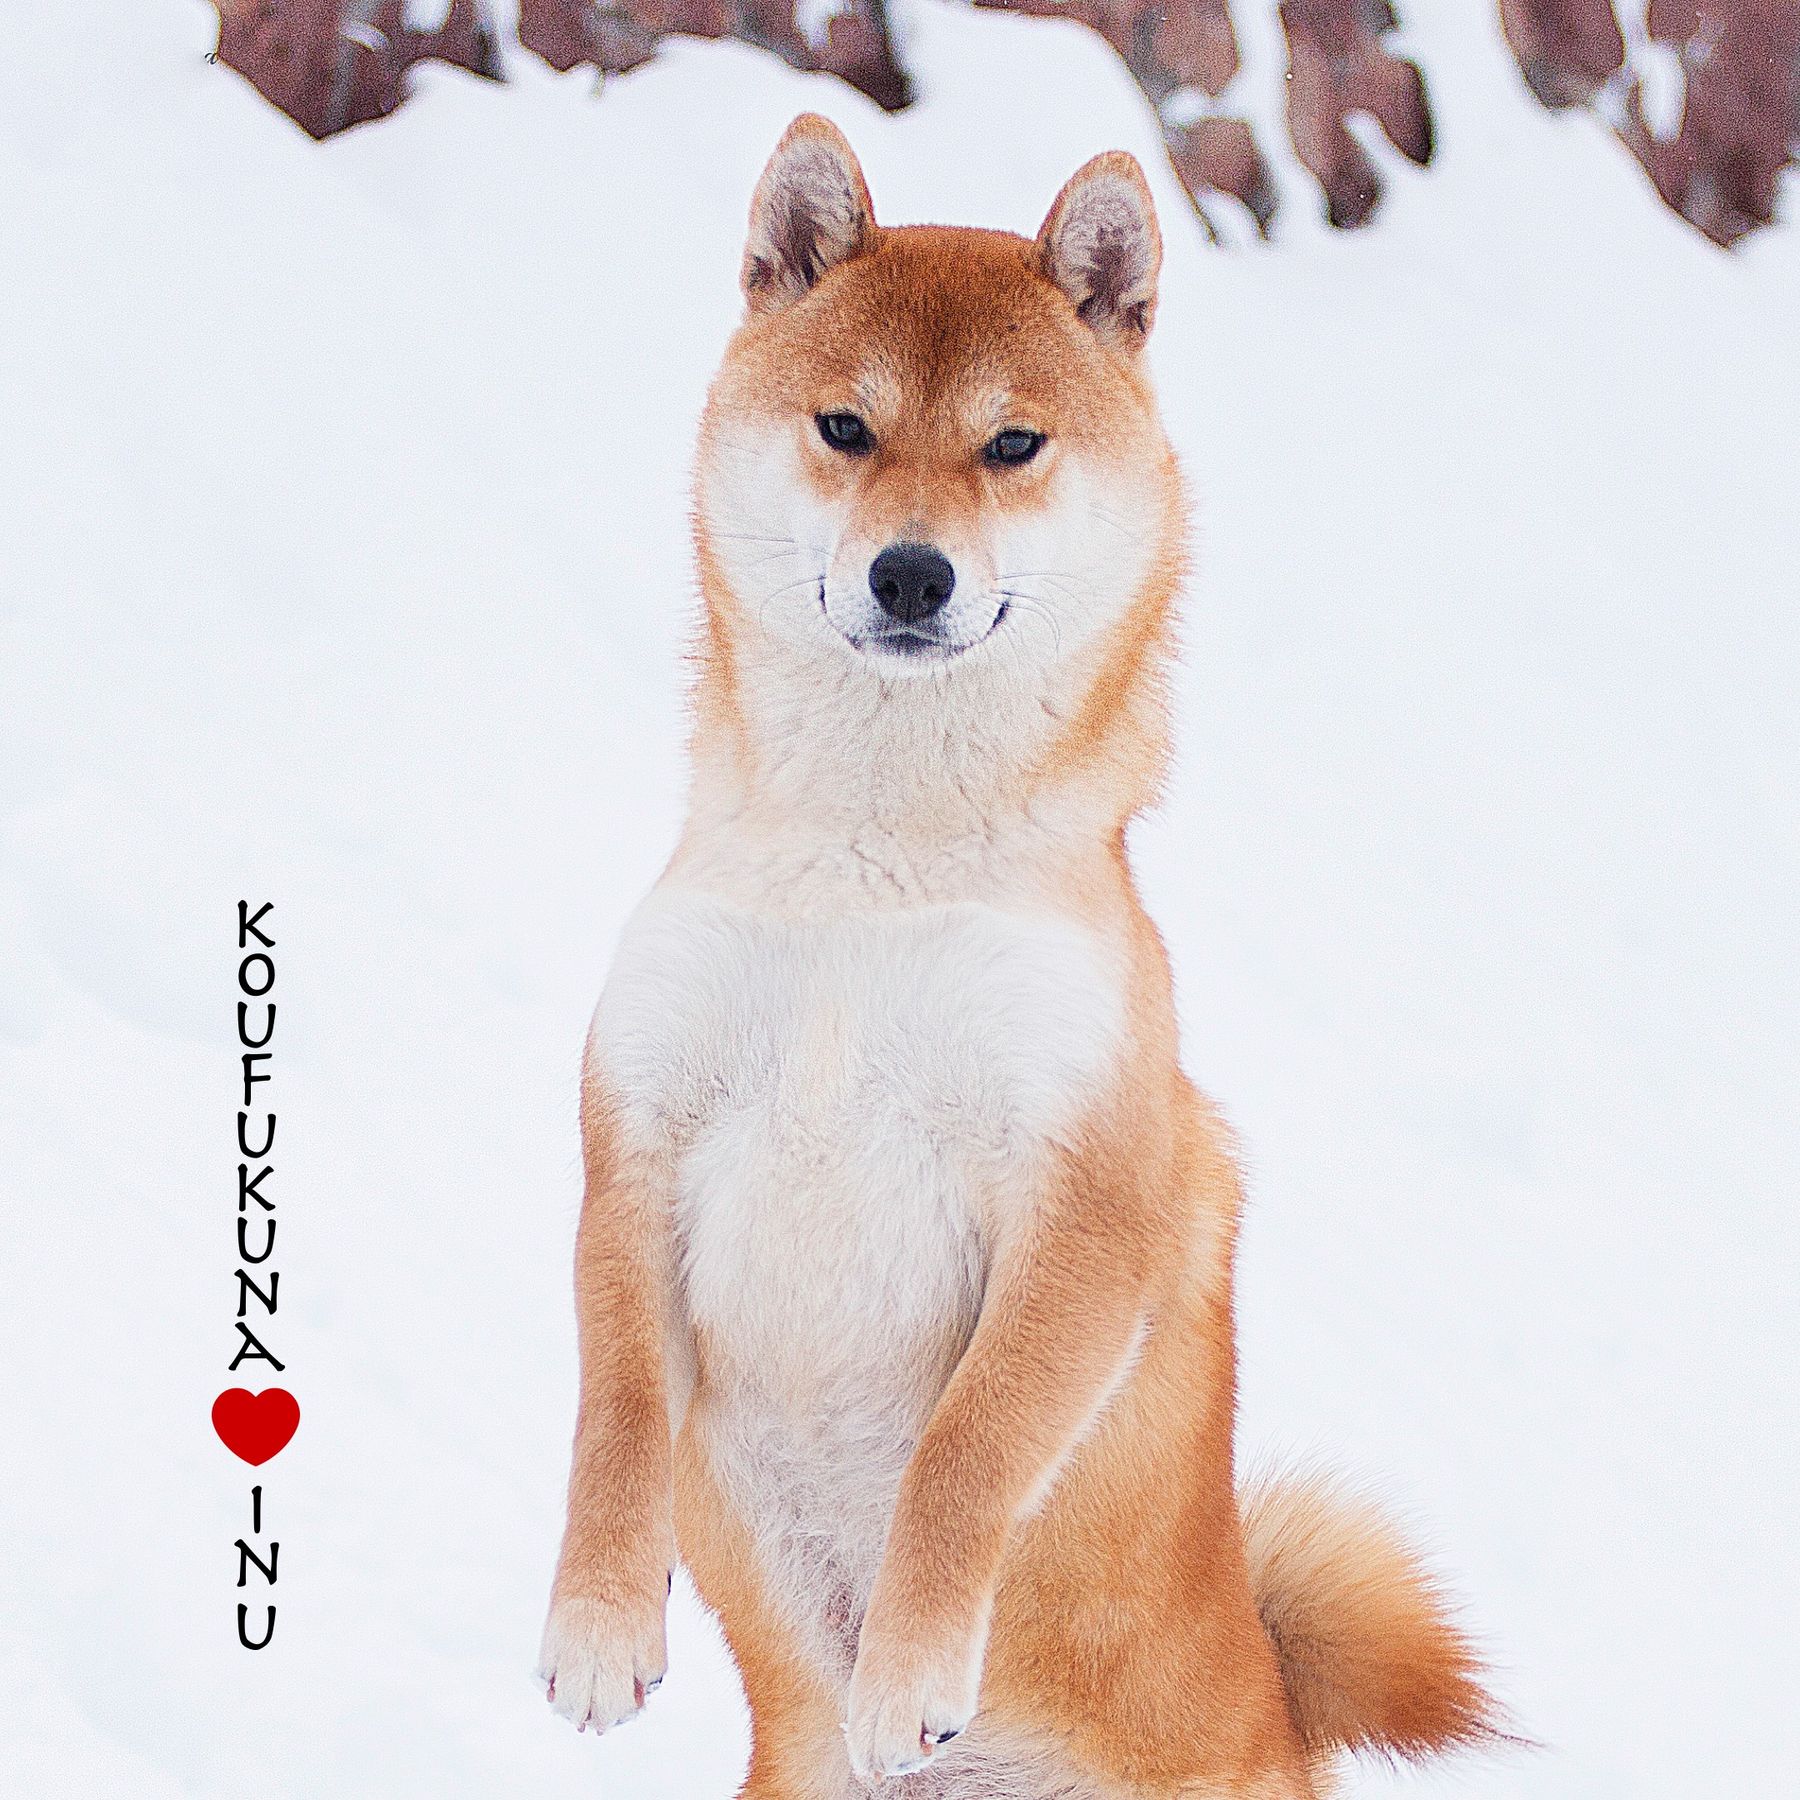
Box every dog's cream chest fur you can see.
[592,881,1125,1663]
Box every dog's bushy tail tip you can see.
[1240,1470,1510,1767]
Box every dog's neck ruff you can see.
[685,614,1165,910]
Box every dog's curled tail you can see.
[1240,1473,1501,1768]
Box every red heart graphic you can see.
[212,1388,300,1466]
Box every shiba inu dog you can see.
[539,115,1497,1798]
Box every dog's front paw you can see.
[537,1590,668,1735]
[842,1617,983,1781]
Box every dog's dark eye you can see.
[985,429,1044,467]
[817,412,874,456]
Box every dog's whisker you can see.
[762,570,828,603]
[713,530,802,548]
[996,571,1089,602]
[994,590,1064,654]
[1083,499,1139,539]
[756,571,826,636]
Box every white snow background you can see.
[1,1,1796,1795]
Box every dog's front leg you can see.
[843,1132,1158,1781]
[539,1075,690,1735]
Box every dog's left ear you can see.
[742,114,875,315]
[1036,152,1162,349]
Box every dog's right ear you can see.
[741,115,875,315]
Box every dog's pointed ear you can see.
[1036,152,1162,349]
[741,115,875,315]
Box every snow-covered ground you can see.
[2,3,1795,1795]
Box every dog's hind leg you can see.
[675,1428,851,1800]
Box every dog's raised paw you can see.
[537,1593,667,1736]
[842,1635,979,1781]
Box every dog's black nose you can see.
[870,542,955,623]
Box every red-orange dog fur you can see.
[540,115,1497,1798]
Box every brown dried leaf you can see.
[1632,1,1800,244]
[216,0,500,140]
[1499,1,1800,246]
[1280,0,1434,228]
[1497,0,1626,107]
